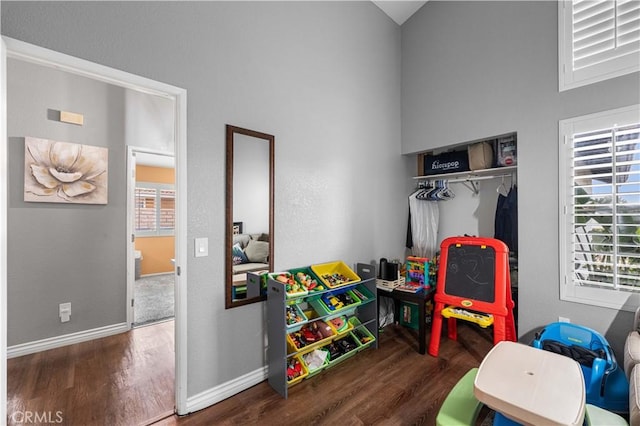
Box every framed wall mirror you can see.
[225,125,274,309]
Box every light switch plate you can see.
[194,237,208,257]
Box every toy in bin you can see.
[329,316,349,333]
[272,272,308,296]
[352,327,374,345]
[321,273,350,287]
[322,291,355,311]
[303,348,329,372]
[295,271,319,291]
[286,305,306,327]
[326,335,358,361]
[287,357,303,381]
[289,321,334,350]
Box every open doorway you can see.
[2,37,188,417]
[128,149,176,328]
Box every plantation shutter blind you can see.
[159,189,176,230]
[571,122,640,291]
[135,187,157,232]
[560,0,640,90]
[573,0,640,69]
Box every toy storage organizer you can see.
[267,263,378,398]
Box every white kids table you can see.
[474,341,586,426]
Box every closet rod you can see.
[446,173,513,184]
[418,173,513,195]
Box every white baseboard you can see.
[185,366,268,414]
[140,272,173,278]
[7,322,129,358]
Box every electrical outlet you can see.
[59,302,71,323]
[559,316,570,323]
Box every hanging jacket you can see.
[494,186,518,254]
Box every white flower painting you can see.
[24,137,108,204]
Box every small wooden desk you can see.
[474,341,586,426]
[377,287,433,354]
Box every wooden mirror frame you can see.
[225,125,274,309]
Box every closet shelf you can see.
[413,165,516,182]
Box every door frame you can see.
[1,37,8,424]
[1,36,189,414]
[127,147,175,328]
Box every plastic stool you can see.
[436,368,483,426]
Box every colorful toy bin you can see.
[286,355,308,386]
[311,261,361,289]
[287,320,336,355]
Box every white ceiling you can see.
[136,152,175,168]
[372,1,427,25]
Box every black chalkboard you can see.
[444,244,495,303]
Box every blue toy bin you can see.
[531,322,629,414]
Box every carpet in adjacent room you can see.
[134,273,174,327]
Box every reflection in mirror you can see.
[225,125,274,308]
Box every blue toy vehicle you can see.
[531,322,629,414]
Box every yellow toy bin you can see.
[311,261,361,289]
[286,320,336,355]
[286,355,308,386]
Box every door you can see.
[127,148,176,328]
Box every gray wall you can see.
[6,58,127,345]
[402,1,640,355]
[2,1,406,399]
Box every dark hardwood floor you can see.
[7,320,175,426]
[7,319,493,426]
[160,322,493,426]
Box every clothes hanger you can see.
[416,181,433,200]
[430,180,455,201]
[440,180,455,200]
[428,180,445,200]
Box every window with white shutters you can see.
[135,183,175,236]
[559,104,640,310]
[559,0,640,91]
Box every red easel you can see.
[428,236,516,357]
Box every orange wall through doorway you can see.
[135,165,175,275]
